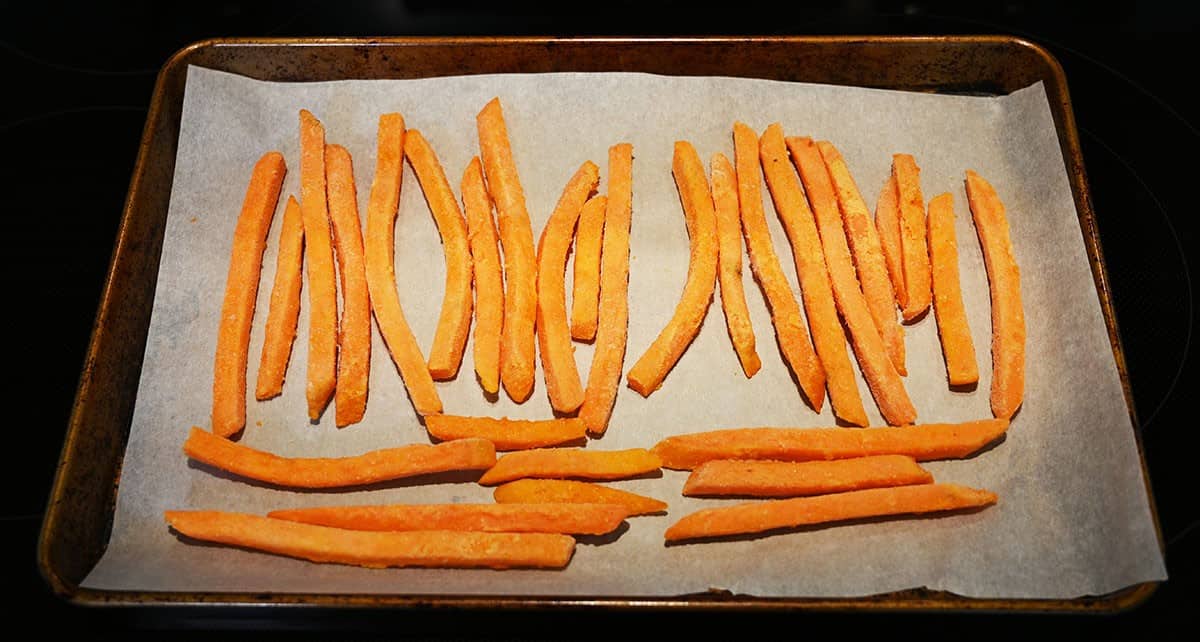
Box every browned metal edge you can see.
[40,35,1162,614]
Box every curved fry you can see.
[710,152,761,377]
[570,194,607,341]
[255,195,303,401]
[460,156,504,395]
[325,144,371,427]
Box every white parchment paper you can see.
[81,66,1166,599]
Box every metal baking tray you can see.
[38,36,1162,612]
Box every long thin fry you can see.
[875,174,907,309]
[166,511,574,569]
[894,154,932,321]
[363,113,442,415]
[478,448,662,486]
[580,143,633,436]
[299,110,338,421]
[664,484,997,542]
[268,503,628,535]
[816,140,906,375]
[460,157,504,395]
[183,426,494,488]
[493,479,668,516]
[477,98,537,402]
[927,192,980,386]
[965,170,1025,419]
[732,122,825,408]
[212,151,286,437]
[325,144,371,427]
[626,141,718,396]
[255,195,304,401]
[711,152,761,377]
[570,194,607,341]
[425,415,587,451]
[652,419,1009,470]
[405,129,473,380]
[758,126,868,426]
[537,161,599,412]
[682,455,932,498]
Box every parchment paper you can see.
[81,66,1166,599]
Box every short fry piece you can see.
[664,483,997,542]
[166,511,573,569]
[213,151,286,437]
[682,455,932,498]
[652,419,1009,470]
[927,192,980,386]
[537,161,599,412]
[965,170,1025,419]
[255,195,304,401]
[325,144,371,427]
[493,479,668,516]
[405,130,473,380]
[299,110,338,421]
[478,448,662,486]
[570,194,607,341]
[268,503,628,535]
[875,174,907,309]
[626,141,718,396]
[183,426,494,488]
[461,157,504,395]
[711,152,761,377]
[894,154,932,321]
[425,415,587,451]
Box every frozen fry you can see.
[570,194,607,341]
[478,448,662,486]
[299,110,338,421]
[425,415,588,451]
[927,192,980,386]
[255,195,304,401]
[682,455,932,498]
[493,479,668,516]
[894,154,932,321]
[460,157,504,395]
[325,144,371,427]
[711,152,761,377]
[268,502,628,535]
[875,174,907,309]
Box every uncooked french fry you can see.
[183,427,494,488]
[212,151,286,437]
[460,157,504,395]
[711,152,761,377]
[405,129,473,380]
[732,122,825,408]
[268,502,628,535]
[894,153,932,321]
[965,170,1025,419]
[424,415,588,451]
[682,455,932,498]
[478,448,662,486]
[664,483,997,542]
[537,161,599,413]
[927,192,980,387]
[875,174,907,309]
[363,113,442,416]
[652,419,1009,470]
[493,479,668,516]
[626,141,718,396]
[325,144,371,427]
[165,511,574,569]
[255,195,304,401]
[477,98,537,402]
[298,111,338,421]
[570,194,607,341]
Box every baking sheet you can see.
[81,66,1166,599]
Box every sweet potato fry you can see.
[965,170,1025,419]
[664,483,997,542]
[894,154,932,321]
[298,111,338,421]
[537,161,599,412]
[183,426,494,488]
[711,152,761,377]
[758,126,868,426]
[875,174,907,309]
[626,141,718,396]
[682,455,932,498]
[325,144,371,427]
[927,192,980,386]
[460,157,504,395]
[255,195,304,401]
[268,502,628,535]
[405,129,473,380]
[493,479,668,516]
[580,143,633,436]
[816,140,906,375]
[652,418,1009,470]
[165,511,574,569]
[212,151,286,437]
[478,448,662,486]
[570,194,607,341]
[425,415,587,451]
[477,98,537,402]
[732,122,825,407]
[363,113,442,415]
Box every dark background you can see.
[4,1,1196,639]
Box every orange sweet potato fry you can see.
[478,447,662,486]
[255,195,304,401]
[268,502,628,535]
[405,129,473,380]
[875,173,907,309]
[425,415,587,451]
[927,192,980,387]
[652,418,1009,470]
[570,194,607,341]
[894,154,932,321]
[212,151,286,437]
[626,141,718,396]
[183,427,494,488]
[165,510,574,569]
[965,170,1025,419]
[460,156,504,396]
[537,161,599,412]
[493,479,668,516]
[298,111,338,421]
[664,483,997,542]
[682,455,932,498]
[711,152,761,377]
